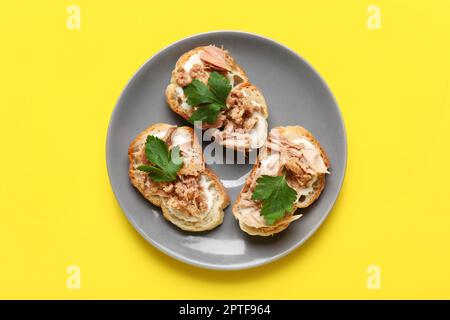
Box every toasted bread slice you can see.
[233,126,330,236]
[129,123,230,232]
[165,45,269,151]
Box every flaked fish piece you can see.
[200,45,231,71]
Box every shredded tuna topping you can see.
[199,46,231,71]
[175,62,228,88]
[175,68,191,87]
[149,175,208,216]
[189,64,209,84]
[226,90,259,129]
[285,158,314,190]
[212,87,261,149]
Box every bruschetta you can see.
[165,45,268,151]
[233,126,330,236]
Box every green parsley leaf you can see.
[137,164,160,173]
[251,174,298,225]
[188,103,223,124]
[145,136,169,167]
[183,79,219,106]
[184,72,231,124]
[137,136,183,182]
[137,164,174,182]
[208,71,232,102]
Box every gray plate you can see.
[106,31,347,270]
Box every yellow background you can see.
[1,0,449,299]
